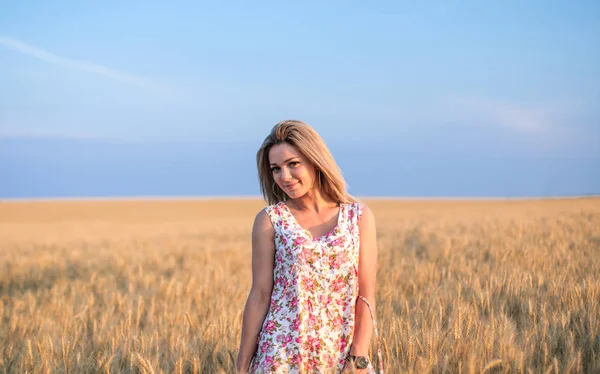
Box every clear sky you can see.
[1,1,599,198]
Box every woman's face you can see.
[268,142,318,200]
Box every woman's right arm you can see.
[236,209,276,373]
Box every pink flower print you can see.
[306,357,319,371]
[274,275,284,286]
[276,334,292,349]
[333,315,344,327]
[332,252,348,268]
[260,340,271,354]
[330,237,344,247]
[270,301,282,314]
[332,277,347,293]
[302,276,317,293]
[307,336,319,351]
[264,320,276,333]
[327,355,336,368]
[340,337,348,351]
[299,246,314,263]
[286,345,295,357]
[294,236,306,246]
[285,289,295,302]
[307,313,317,328]
[290,296,299,308]
[292,317,301,330]
[264,356,274,367]
[291,353,302,365]
[318,293,325,305]
[272,360,280,370]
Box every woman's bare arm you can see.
[349,203,379,358]
[236,209,276,373]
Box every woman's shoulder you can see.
[356,202,375,229]
[252,207,276,238]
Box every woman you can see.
[236,120,384,373]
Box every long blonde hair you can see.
[256,120,356,206]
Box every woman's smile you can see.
[283,182,298,190]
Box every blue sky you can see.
[1,1,599,198]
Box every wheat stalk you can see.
[132,352,155,374]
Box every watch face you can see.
[355,356,369,369]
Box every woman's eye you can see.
[289,162,299,167]
[271,167,280,173]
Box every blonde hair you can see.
[256,120,356,206]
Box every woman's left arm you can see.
[349,203,379,358]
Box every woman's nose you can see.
[281,167,292,180]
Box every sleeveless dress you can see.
[250,201,381,374]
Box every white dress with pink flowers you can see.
[250,201,378,374]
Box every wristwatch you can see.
[347,355,369,369]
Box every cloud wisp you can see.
[0,36,170,94]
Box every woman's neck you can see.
[286,188,337,213]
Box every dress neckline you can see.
[279,201,343,242]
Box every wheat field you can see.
[1,197,599,373]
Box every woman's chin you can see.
[286,190,304,199]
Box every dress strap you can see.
[357,296,384,374]
[264,203,285,233]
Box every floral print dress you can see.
[250,201,377,374]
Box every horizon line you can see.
[1,194,598,203]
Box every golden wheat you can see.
[1,197,599,373]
